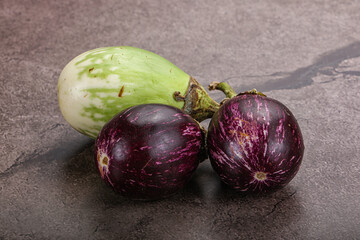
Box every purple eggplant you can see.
[95,104,203,200]
[207,91,304,192]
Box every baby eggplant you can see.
[57,46,219,138]
[95,104,204,200]
[207,89,304,192]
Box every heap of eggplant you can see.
[58,47,304,200]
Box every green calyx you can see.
[238,88,267,97]
[174,77,220,122]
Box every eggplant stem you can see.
[208,81,237,99]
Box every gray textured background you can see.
[1,0,360,239]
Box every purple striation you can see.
[95,104,203,200]
[207,94,304,192]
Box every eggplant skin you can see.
[95,104,203,200]
[207,94,304,192]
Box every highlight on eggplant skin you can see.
[95,104,203,200]
[207,93,305,192]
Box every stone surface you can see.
[1,0,360,239]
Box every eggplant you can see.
[207,87,304,192]
[57,46,219,138]
[95,104,204,200]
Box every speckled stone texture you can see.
[1,0,359,239]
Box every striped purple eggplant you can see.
[207,92,304,192]
[95,103,204,200]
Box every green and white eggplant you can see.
[57,46,219,138]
